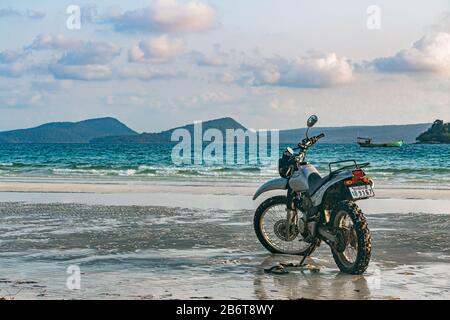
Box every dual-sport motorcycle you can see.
[253,115,374,274]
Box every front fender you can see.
[253,178,288,200]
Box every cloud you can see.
[57,42,121,65]
[129,35,184,64]
[31,79,72,93]
[98,0,216,33]
[80,4,99,24]
[0,63,26,78]
[49,64,113,81]
[427,11,450,33]
[25,34,83,51]
[0,92,45,108]
[240,53,353,88]
[216,71,238,84]
[188,50,225,67]
[269,97,297,112]
[0,8,45,20]
[187,90,232,106]
[0,49,28,63]
[24,35,121,81]
[374,32,450,74]
[117,65,185,81]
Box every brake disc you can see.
[274,220,299,241]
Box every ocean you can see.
[0,143,448,188]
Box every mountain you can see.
[416,119,450,144]
[90,117,246,143]
[91,117,429,144]
[0,117,137,143]
[279,123,431,144]
[0,116,432,144]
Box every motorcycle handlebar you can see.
[298,133,325,149]
[317,133,325,139]
[313,133,325,141]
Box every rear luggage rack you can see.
[328,160,370,175]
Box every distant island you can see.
[92,119,430,144]
[0,117,137,143]
[90,117,245,144]
[416,120,450,144]
[0,116,433,144]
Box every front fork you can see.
[285,188,298,238]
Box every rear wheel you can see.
[331,201,371,274]
[254,195,315,255]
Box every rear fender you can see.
[310,171,352,206]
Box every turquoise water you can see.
[0,143,448,188]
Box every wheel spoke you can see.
[335,210,358,265]
[260,203,311,254]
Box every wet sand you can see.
[0,180,449,200]
[0,182,449,300]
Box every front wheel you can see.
[331,201,372,274]
[254,195,315,255]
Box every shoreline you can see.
[0,180,449,200]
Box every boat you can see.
[357,137,403,148]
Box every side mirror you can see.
[307,115,318,128]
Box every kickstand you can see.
[278,253,308,269]
[298,253,308,266]
[265,244,315,274]
[282,241,315,268]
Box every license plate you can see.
[349,185,374,199]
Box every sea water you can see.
[0,143,448,188]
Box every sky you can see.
[0,0,450,132]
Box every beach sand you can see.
[0,180,449,300]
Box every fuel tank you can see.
[288,164,321,192]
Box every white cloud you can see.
[0,63,26,78]
[129,35,184,64]
[117,65,185,81]
[49,64,112,81]
[100,0,216,33]
[241,53,353,88]
[0,92,45,108]
[26,36,121,81]
[58,42,121,65]
[25,34,83,51]
[217,71,238,84]
[0,50,28,63]
[188,51,225,67]
[269,97,297,112]
[0,8,45,20]
[188,91,232,106]
[31,79,72,93]
[105,93,163,108]
[374,32,450,74]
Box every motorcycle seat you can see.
[308,172,331,195]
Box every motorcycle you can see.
[253,115,374,274]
